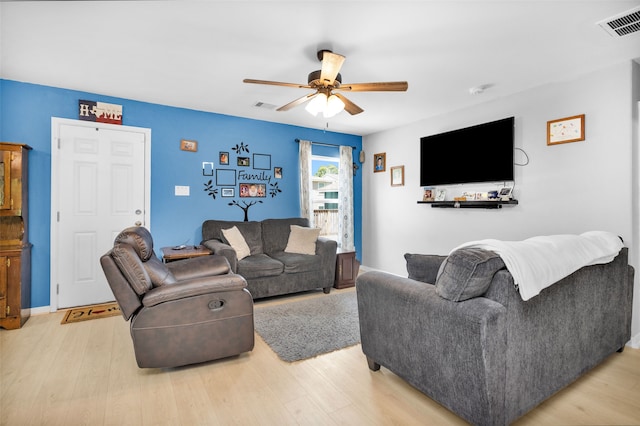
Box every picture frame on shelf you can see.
[390,165,404,186]
[435,188,446,201]
[547,114,585,145]
[374,152,386,173]
[180,139,197,152]
[423,187,434,201]
[499,187,513,200]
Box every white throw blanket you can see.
[452,231,623,301]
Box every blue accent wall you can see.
[0,79,362,309]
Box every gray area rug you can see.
[254,291,360,362]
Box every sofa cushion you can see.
[202,220,263,255]
[435,248,505,301]
[222,226,251,260]
[285,225,320,255]
[237,254,284,279]
[261,218,310,253]
[270,251,323,274]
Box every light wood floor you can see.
[1,287,639,425]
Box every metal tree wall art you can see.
[269,182,282,197]
[232,142,249,154]
[203,180,218,199]
[229,199,263,221]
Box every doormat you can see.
[254,291,360,362]
[60,302,121,324]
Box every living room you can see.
[2,1,640,424]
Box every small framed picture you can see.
[180,139,197,152]
[499,187,513,200]
[238,157,250,167]
[374,153,386,173]
[221,188,235,197]
[239,183,266,198]
[423,187,434,201]
[547,114,585,145]
[274,167,282,179]
[435,188,446,201]
[390,166,404,186]
[219,152,229,165]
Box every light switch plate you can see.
[175,185,190,196]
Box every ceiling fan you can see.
[243,50,408,117]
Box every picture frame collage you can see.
[199,141,283,200]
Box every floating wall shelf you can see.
[417,200,519,209]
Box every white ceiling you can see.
[1,1,639,136]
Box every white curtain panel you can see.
[298,140,313,226]
[338,146,355,251]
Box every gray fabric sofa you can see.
[201,217,337,299]
[356,247,634,426]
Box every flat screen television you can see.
[420,117,515,187]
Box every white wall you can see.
[362,61,639,344]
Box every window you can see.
[311,155,339,240]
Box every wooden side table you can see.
[334,249,360,289]
[161,245,212,263]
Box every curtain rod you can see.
[295,138,356,150]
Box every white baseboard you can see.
[30,306,52,315]
[630,333,640,349]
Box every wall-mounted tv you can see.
[420,117,515,187]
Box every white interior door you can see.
[51,119,151,310]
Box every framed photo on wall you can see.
[180,139,197,152]
[239,183,266,198]
[390,165,404,186]
[219,152,229,165]
[374,152,386,173]
[547,114,585,145]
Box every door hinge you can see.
[57,283,59,295]
[6,306,10,315]
[57,211,60,222]
[6,258,10,267]
[58,138,61,149]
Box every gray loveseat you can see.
[356,247,634,426]
[201,218,337,299]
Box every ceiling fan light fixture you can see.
[305,93,327,116]
[324,94,345,118]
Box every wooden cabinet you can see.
[0,142,31,330]
[334,249,359,289]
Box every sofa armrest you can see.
[142,273,247,307]
[404,253,447,283]
[356,270,507,425]
[315,237,338,287]
[201,239,238,272]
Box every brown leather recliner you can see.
[100,226,254,368]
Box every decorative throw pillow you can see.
[221,226,251,261]
[435,248,505,301]
[284,225,321,255]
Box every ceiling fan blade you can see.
[276,92,319,111]
[319,51,345,87]
[243,78,311,89]
[333,93,364,115]
[337,81,408,92]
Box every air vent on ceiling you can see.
[597,6,640,37]
[253,101,277,110]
